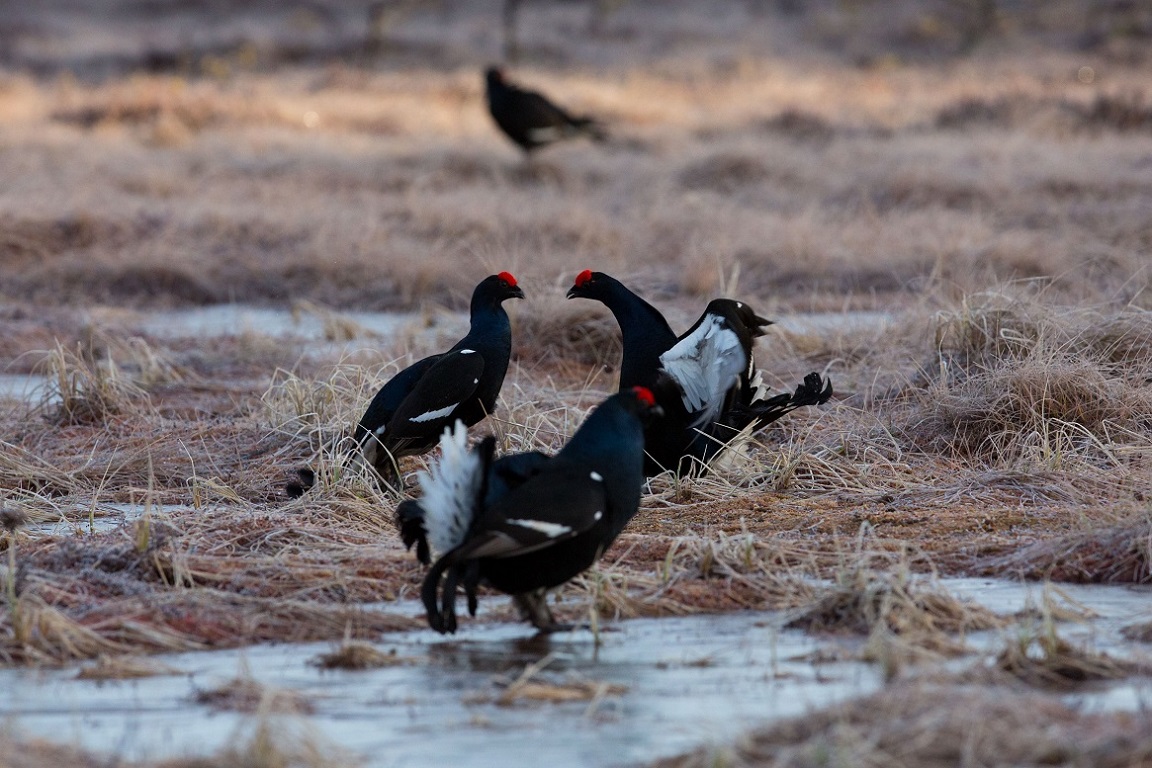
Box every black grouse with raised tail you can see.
[286,273,523,497]
[485,67,607,155]
[567,270,831,476]
[396,387,662,634]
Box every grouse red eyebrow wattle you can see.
[632,386,656,407]
[498,271,518,287]
[575,269,593,287]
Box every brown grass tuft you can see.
[995,626,1135,690]
[75,653,182,680]
[309,641,410,671]
[492,653,627,708]
[784,555,1005,671]
[907,292,1152,464]
[194,674,314,714]
[1121,620,1152,643]
[36,341,149,426]
[654,679,1152,768]
[512,301,623,372]
[985,514,1152,584]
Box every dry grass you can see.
[0,714,356,768]
[2,2,1151,312]
[982,512,1152,583]
[74,653,182,680]
[1121,620,1152,643]
[491,652,627,708]
[994,626,1136,690]
[194,674,315,714]
[309,640,411,670]
[654,678,1152,768]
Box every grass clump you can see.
[194,674,314,714]
[784,552,1005,677]
[908,291,1152,467]
[309,641,410,671]
[653,679,1152,768]
[37,341,148,425]
[160,716,361,768]
[995,626,1133,690]
[1120,620,1152,643]
[75,654,182,680]
[988,513,1152,584]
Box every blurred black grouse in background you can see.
[286,273,524,497]
[397,387,662,634]
[567,270,832,476]
[485,66,607,154]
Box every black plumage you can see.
[397,387,662,634]
[286,273,524,497]
[567,270,832,476]
[485,67,607,155]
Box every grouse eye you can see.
[575,269,593,287]
[497,271,518,288]
[631,386,656,408]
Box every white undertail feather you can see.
[705,421,759,475]
[748,368,771,404]
[418,420,483,557]
[659,315,747,428]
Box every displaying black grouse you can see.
[567,270,832,476]
[485,67,607,155]
[286,273,524,497]
[396,387,662,634]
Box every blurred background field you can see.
[1,0,1150,314]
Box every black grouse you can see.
[566,270,832,476]
[396,386,662,634]
[286,273,524,497]
[485,67,607,155]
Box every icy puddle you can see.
[1,611,878,767]
[19,502,184,537]
[0,373,50,404]
[2,579,1151,766]
[133,305,443,342]
[128,305,886,345]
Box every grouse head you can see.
[484,67,506,90]
[476,271,526,304]
[704,299,773,339]
[622,385,664,424]
[566,269,611,300]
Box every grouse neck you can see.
[600,283,676,389]
[465,301,512,343]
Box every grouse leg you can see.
[513,590,573,633]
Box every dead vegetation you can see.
[491,652,627,708]
[994,625,1135,690]
[654,678,1152,768]
[309,640,411,670]
[194,674,315,714]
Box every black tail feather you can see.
[285,467,315,499]
[421,555,455,634]
[396,500,431,565]
[728,372,833,432]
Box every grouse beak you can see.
[511,285,526,300]
[565,285,580,300]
